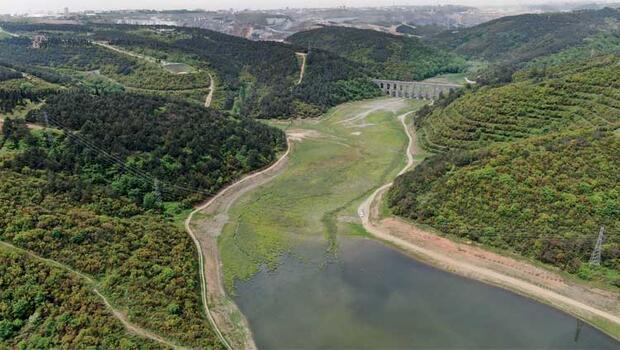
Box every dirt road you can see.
[0,241,182,349]
[94,41,216,109]
[205,73,215,108]
[295,52,307,85]
[185,138,293,350]
[93,41,162,64]
[359,113,620,339]
[0,116,45,130]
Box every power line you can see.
[43,113,215,199]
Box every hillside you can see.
[0,167,225,348]
[389,37,620,288]
[388,129,620,287]
[288,26,466,81]
[0,25,292,345]
[0,22,380,118]
[416,54,620,152]
[430,7,620,66]
[0,89,286,347]
[0,243,162,349]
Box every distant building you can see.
[64,7,69,17]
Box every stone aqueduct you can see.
[372,79,462,100]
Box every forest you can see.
[0,168,223,348]
[0,22,385,118]
[14,90,286,203]
[388,129,620,286]
[0,26,287,345]
[88,24,381,117]
[0,87,284,347]
[0,245,163,349]
[390,8,620,287]
[288,26,467,81]
[430,7,620,67]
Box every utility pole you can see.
[589,226,605,266]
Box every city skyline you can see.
[1,0,616,15]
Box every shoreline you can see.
[185,138,293,350]
[359,113,620,341]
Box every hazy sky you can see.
[0,0,611,14]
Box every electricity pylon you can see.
[589,226,605,266]
[43,112,53,145]
[154,179,162,204]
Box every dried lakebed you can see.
[216,98,618,349]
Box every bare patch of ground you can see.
[287,128,321,141]
[336,98,408,127]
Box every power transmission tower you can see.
[154,179,162,205]
[589,226,605,266]
[43,112,53,145]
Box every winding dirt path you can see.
[93,41,162,64]
[359,112,620,340]
[205,73,215,108]
[185,138,293,350]
[295,52,307,85]
[0,241,183,349]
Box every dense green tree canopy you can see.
[288,26,466,81]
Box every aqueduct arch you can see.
[373,79,461,100]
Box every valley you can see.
[207,98,618,348]
[1,5,619,349]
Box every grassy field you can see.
[219,98,424,291]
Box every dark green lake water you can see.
[235,237,618,349]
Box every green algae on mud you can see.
[218,98,424,291]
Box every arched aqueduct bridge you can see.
[373,79,462,100]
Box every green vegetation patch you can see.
[289,26,466,81]
[430,7,620,66]
[0,245,162,349]
[0,169,224,348]
[388,129,620,287]
[417,55,620,152]
[220,99,422,291]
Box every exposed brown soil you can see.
[185,137,296,350]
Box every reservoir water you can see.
[235,237,618,349]
[221,99,618,349]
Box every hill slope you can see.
[430,7,620,65]
[416,55,620,152]
[0,22,380,118]
[388,129,620,286]
[288,26,466,81]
